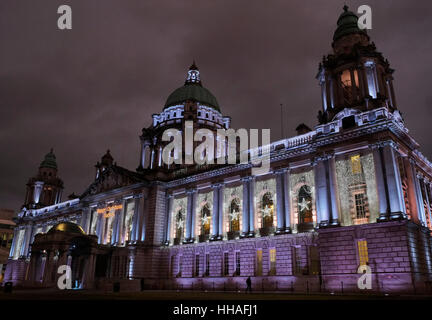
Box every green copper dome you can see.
[164,62,220,112]
[333,5,367,41]
[165,84,220,111]
[48,222,85,235]
[40,149,57,170]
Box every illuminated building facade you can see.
[5,7,432,293]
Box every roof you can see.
[48,222,85,235]
[333,5,367,42]
[164,83,220,111]
[40,148,57,170]
[164,62,220,112]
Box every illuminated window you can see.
[195,254,200,277]
[341,69,358,87]
[223,252,229,276]
[357,240,369,266]
[269,248,276,275]
[355,193,367,219]
[256,249,263,276]
[261,192,274,228]
[200,203,211,238]
[350,155,362,174]
[229,198,240,232]
[298,185,313,224]
[235,251,241,276]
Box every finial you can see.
[343,4,349,12]
[185,60,201,85]
[189,60,198,70]
[50,148,53,153]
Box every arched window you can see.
[229,198,240,232]
[298,185,313,224]
[175,209,185,241]
[261,192,274,228]
[200,203,211,236]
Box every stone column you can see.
[164,194,174,245]
[42,250,53,285]
[241,177,250,237]
[138,195,147,242]
[217,184,225,240]
[275,170,286,234]
[371,144,390,221]
[328,155,340,226]
[185,189,196,243]
[190,190,198,242]
[422,179,432,227]
[96,210,104,244]
[350,68,358,100]
[248,177,255,236]
[130,196,141,242]
[313,157,330,227]
[80,207,91,234]
[111,204,122,245]
[211,184,219,241]
[381,142,406,220]
[413,172,427,226]
[115,199,126,245]
[283,169,292,233]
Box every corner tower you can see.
[23,149,64,209]
[317,6,398,124]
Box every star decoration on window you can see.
[262,205,272,217]
[298,198,311,212]
[229,209,240,221]
[201,213,210,225]
[176,217,184,228]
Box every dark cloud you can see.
[1,0,431,211]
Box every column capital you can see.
[312,154,332,166]
[369,140,399,151]
[273,167,289,175]
[186,188,198,194]
[166,193,174,199]
[211,182,224,189]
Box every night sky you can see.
[1,0,431,212]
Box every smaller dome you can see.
[333,5,367,41]
[40,149,57,170]
[48,222,85,235]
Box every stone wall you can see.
[318,220,432,293]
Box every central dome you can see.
[164,62,220,111]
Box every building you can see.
[4,6,432,293]
[0,209,15,283]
